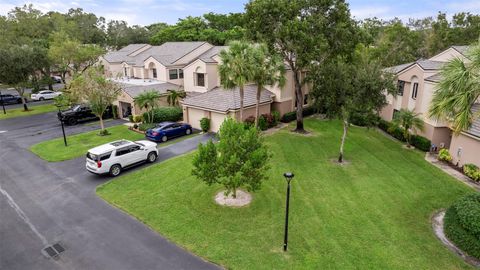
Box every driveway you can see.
[0,113,219,270]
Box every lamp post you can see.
[283,172,294,252]
[0,91,6,114]
[56,106,67,147]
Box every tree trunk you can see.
[293,70,304,132]
[339,119,348,163]
[99,115,105,131]
[16,87,28,111]
[255,85,261,127]
[22,97,28,111]
[239,86,244,122]
[232,187,237,199]
[404,124,410,147]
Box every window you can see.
[196,73,205,87]
[393,109,400,119]
[129,145,141,152]
[152,68,157,78]
[304,94,309,105]
[411,82,418,99]
[116,148,130,156]
[124,67,127,77]
[397,80,405,96]
[179,69,184,79]
[169,69,178,80]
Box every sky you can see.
[0,0,479,26]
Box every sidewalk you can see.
[425,153,480,191]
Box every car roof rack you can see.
[109,140,130,147]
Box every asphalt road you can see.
[0,113,219,270]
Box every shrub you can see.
[377,119,390,132]
[128,115,134,122]
[200,117,210,132]
[138,123,155,131]
[438,149,453,162]
[145,107,183,123]
[272,111,280,125]
[244,116,255,129]
[280,106,316,123]
[280,111,296,123]
[98,129,110,136]
[132,114,143,123]
[464,164,480,182]
[350,111,379,127]
[112,105,118,119]
[387,125,406,141]
[133,124,138,129]
[262,113,276,128]
[258,115,268,131]
[411,135,431,152]
[444,193,480,259]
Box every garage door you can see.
[187,108,205,130]
[210,112,227,132]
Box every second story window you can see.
[196,73,205,87]
[411,82,418,99]
[152,68,157,79]
[169,69,184,80]
[397,80,405,96]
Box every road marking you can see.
[0,131,7,134]
[0,184,48,246]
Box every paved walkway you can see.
[425,153,480,191]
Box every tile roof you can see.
[198,46,228,63]
[416,59,444,70]
[466,103,480,138]
[452,45,470,56]
[385,62,414,74]
[120,82,180,98]
[103,42,208,66]
[425,73,443,83]
[182,84,274,112]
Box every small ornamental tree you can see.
[69,67,121,133]
[192,118,270,198]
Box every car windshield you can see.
[71,105,82,111]
[156,123,172,130]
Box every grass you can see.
[97,119,475,270]
[0,104,58,120]
[30,125,144,162]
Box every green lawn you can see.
[30,125,144,162]
[0,104,58,120]
[97,119,474,269]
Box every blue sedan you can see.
[145,122,193,142]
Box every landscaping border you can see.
[432,210,480,267]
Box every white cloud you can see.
[0,3,15,15]
[351,6,391,19]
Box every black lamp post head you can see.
[283,172,294,182]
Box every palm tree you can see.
[250,43,286,127]
[134,90,160,123]
[391,109,424,147]
[167,89,186,107]
[218,40,254,121]
[429,43,480,135]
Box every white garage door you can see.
[187,108,205,130]
[210,112,227,132]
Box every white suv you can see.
[86,140,158,176]
[31,90,62,101]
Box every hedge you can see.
[143,107,183,124]
[444,193,480,259]
[463,164,480,182]
[280,106,316,123]
[378,118,431,151]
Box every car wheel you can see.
[186,128,192,135]
[67,118,77,125]
[161,135,168,142]
[109,164,122,177]
[17,99,22,104]
[39,97,45,101]
[147,152,157,163]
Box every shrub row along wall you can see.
[444,193,480,259]
[143,107,183,124]
[377,119,431,152]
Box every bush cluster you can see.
[138,123,156,131]
[144,107,183,124]
[132,115,143,123]
[378,119,432,151]
[438,149,453,162]
[200,117,210,132]
[244,116,256,128]
[350,111,379,127]
[444,193,480,259]
[463,164,480,182]
[280,106,316,123]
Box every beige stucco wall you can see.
[230,104,271,121]
[184,107,210,130]
[449,133,480,167]
[144,57,167,81]
[183,60,213,93]
[416,121,452,148]
[272,99,293,117]
[429,48,468,62]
